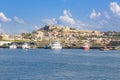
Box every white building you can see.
[0,41,11,46]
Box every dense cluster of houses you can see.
[0,25,120,47]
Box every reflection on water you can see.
[0,48,120,80]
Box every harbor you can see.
[0,41,120,50]
[0,0,120,80]
[0,25,119,50]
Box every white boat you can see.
[9,44,17,49]
[51,41,62,49]
[22,43,30,49]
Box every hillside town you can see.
[0,25,120,49]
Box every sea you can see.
[0,48,120,80]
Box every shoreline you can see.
[0,46,119,50]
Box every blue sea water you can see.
[0,48,120,80]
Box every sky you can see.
[0,0,120,34]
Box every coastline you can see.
[0,45,119,50]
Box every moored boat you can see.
[9,44,17,49]
[51,41,62,49]
[82,43,90,50]
[22,43,30,49]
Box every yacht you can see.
[9,44,17,49]
[51,41,62,49]
[22,43,30,49]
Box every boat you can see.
[44,44,51,49]
[22,43,30,49]
[9,43,17,49]
[100,47,110,51]
[82,43,90,50]
[51,41,62,49]
[28,42,37,49]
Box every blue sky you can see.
[0,0,120,34]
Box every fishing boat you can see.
[51,41,62,49]
[22,43,30,49]
[9,44,17,49]
[82,43,90,50]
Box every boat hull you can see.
[83,46,90,50]
[9,44,17,49]
[51,46,62,49]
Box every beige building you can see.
[0,34,9,40]
[32,31,43,41]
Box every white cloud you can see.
[0,12,11,22]
[59,10,75,25]
[34,26,40,30]
[14,16,25,24]
[104,11,111,19]
[75,20,93,30]
[110,2,120,16]
[42,18,57,25]
[99,20,108,26]
[42,10,93,30]
[90,9,101,19]
[63,10,72,17]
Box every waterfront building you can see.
[0,41,11,46]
